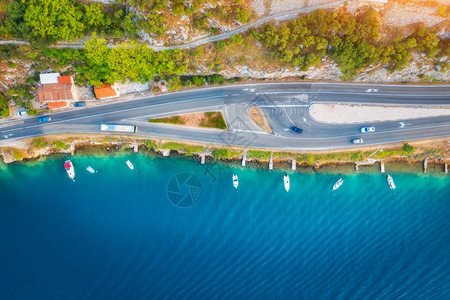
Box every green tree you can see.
[402,143,414,153]
[216,40,226,50]
[24,0,85,42]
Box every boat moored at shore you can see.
[387,175,396,190]
[232,174,239,189]
[64,160,75,181]
[284,174,290,192]
[332,178,344,191]
[126,160,134,170]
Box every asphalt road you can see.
[1,82,449,150]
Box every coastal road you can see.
[0,82,449,150]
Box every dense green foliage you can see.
[247,150,271,161]
[53,140,70,150]
[212,148,232,160]
[160,142,204,156]
[0,92,9,118]
[402,143,414,153]
[7,84,34,109]
[255,8,446,78]
[143,140,157,151]
[31,137,48,149]
[2,0,137,43]
[39,37,187,86]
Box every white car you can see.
[360,126,375,133]
[17,110,28,116]
[352,138,364,144]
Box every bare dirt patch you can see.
[248,105,272,133]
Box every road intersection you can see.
[0,82,449,150]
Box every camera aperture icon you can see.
[167,173,202,208]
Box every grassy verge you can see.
[160,142,204,156]
[148,116,185,125]
[148,111,227,130]
[199,112,227,129]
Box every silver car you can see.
[352,138,364,144]
[360,126,375,133]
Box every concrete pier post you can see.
[242,151,246,167]
[162,149,170,157]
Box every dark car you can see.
[290,126,303,133]
[38,116,51,123]
[73,101,86,108]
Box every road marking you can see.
[284,107,296,125]
[399,122,412,128]
[232,129,267,134]
[258,104,310,107]
[302,117,311,126]
[256,91,450,98]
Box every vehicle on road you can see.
[352,138,364,144]
[101,124,138,133]
[289,126,303,133]
[73,102,86,108]
[38,116,51,123]
[17,110,28,116]
[360,126,375,133]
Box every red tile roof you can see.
[48,101,68,110]
[37,83,73,103]
[94,84,117,99]
[57,76,72,84]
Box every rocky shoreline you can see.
[1,135,448,175]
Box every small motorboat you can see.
[232,174,239,189]
[387,175,396,190]
[64,160,75,181]
[283,174,290,192]
[332,178,344,191]
[126,160,134,170]
[86,166,96,174]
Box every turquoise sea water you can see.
[0,154,449,299]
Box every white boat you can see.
[126,160,134,170]
[86,166,96,174]
[387,175,396,190]
[283,174,290,192]
[232,174,239,189]
[64,160,75,181]
[332,178,344,191]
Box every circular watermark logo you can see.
[167,173,202,208]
